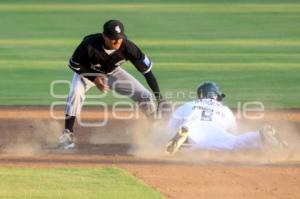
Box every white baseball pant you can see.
[65,67,155,116]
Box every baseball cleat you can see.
[57,129,75,150]
[165,126,189,155]
[259,125,288,150]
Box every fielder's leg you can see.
[58,73,95,149]
[108,67,155,116]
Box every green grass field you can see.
[0,0,299,109]
[0,167,164,199]
[0,1,299,198]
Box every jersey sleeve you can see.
[71,40,89,66]
[125,40,153,74]
[167,102,194,136]
[167,109,184,137]
[68,40,97,82]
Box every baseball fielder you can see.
[58,19,165,149]
[166,81,288,155]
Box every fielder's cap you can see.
[103,19,126,40]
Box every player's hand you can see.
[94,75,109,92]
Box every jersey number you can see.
[201,109,213,121]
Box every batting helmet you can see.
[197,81,226,101]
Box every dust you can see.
[87,122,131,145]
[127,117,171,157]
[1,109,298,165]
[1,120,61,155]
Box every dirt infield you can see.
[0,106,300,199]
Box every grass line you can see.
[0,167,165,199]
[0,60,299,69]
[1,39,300,46]
[0,3,300,13]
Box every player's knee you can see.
[134,90,153,103]
[67,87,85,105]
[134,91,155,115]
[139,102,155,116]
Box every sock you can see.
[65,115,76,132]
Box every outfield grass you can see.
[0,0,299,108]
[0,167,164,199]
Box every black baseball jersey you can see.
[68,33,152,81]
